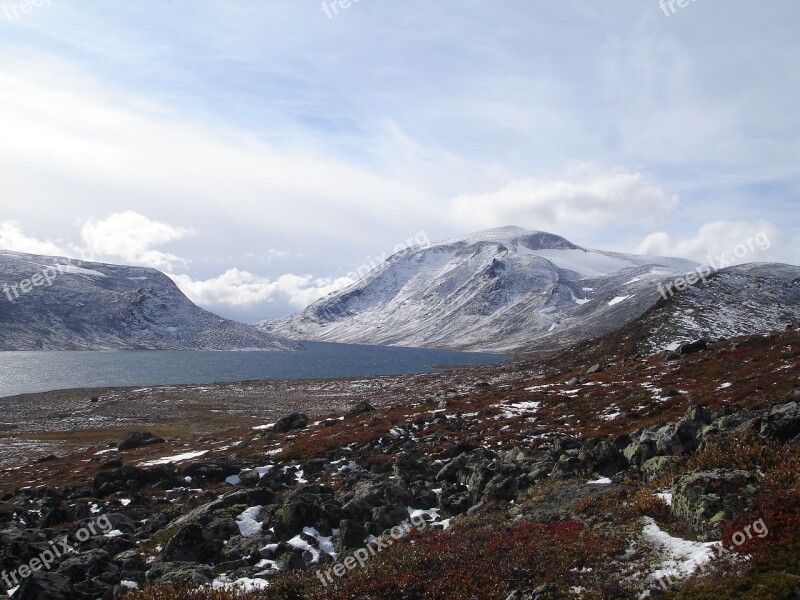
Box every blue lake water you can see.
[0,342,505,398]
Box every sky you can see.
[1,0,798,323]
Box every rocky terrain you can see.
[0,251,300,351]
[261,227,800,354]
[1,326,798,599]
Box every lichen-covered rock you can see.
[671,469,757,541]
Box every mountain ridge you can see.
[0,250,301,351]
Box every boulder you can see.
[273,413,309,433]
[161,523,223,563]
[117,431,164,451]
[579,441,628,477]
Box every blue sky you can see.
[1,0,798,322]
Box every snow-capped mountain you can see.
[259,226,722,353]
[0,251,301,351]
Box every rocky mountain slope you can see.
[0,251,300,351]
[532,262,800,357]
[261,226,799,353]
[0,327,798,599]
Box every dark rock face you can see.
[273,413,309,433]
[118,430,165,451]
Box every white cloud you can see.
[1,212,193,271]
[452,165,678,233]
[169,269,355,311]
[636,221,791,265]
[0,221,66,256]
[79,211,194,271]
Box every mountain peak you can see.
[436,226,580,251]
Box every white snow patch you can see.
[608,295,635,306]
[104,530,125,539]
[140,450,207,466]
[642,517,717,584]
[588,477,612,485]
[236,506,263,537]
[57,264,106,277]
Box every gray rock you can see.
[641,456,677,482]
[161,523,222,563]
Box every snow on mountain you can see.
[0,251,301,351]
[259,226,714,353]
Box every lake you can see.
[0,341,505,398]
